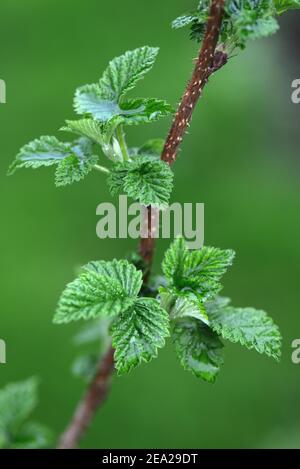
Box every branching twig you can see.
[57,0,226,449]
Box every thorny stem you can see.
[139,0,227,271]
[57,0,227,449]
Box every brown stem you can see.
[139,0,226,265]
[57,346,115,449]
[162,0,226,165]
[57,0,226,450]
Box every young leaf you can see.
[61,118,118,147]
[84,259,143,298]
[74,47,172,128]
[98,46,159,101]
[8,136,71,175]
[9,136,99,187]
[74,84,125,120]
[117,98,173,126]
[162,238,235,298]
[170,294,209,325]
[162,237,188,286]
[74,88,172,125]
[112,298,170,374]
[209,305,282,360]
[274,0,300,14]
[55,138,98,186]
[172,13,201,30]
[172,317,224,383]
[108,156,174,208]
[54,260,142,324]
[54,272,134,324]
[224,1,279,48]
[174,1,280,47]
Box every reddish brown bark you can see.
[57,346,115,449]
[139,0,226,268]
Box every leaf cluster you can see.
[172,0,300,49]
[9,47,174,207]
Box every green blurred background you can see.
[1,0,300,449]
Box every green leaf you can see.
[74,88,172,125]
[74,84,124,120]
[9,136,98,186]
[112,298,170,374]
[55,138,98,186]
[54,260,142,324]
[171,2,210,41]
[74,47,172,127]
[8,136,71,175]
[84,259,143,298]
[108,156,174,208]
[172,317,224,383]
[171,293,209,325]
[98,46,159,101]
[172,13,200,29]
[162,238,235,298]
[274,0,300,14]
[209,304,282,360]
[0,378,38,436]
[118,98,173,126]
[61,118,118,147]
[162,238,188,286]
[224,1,279,48]
[54,272,133,324]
